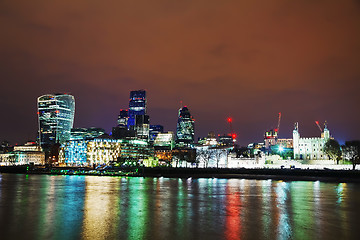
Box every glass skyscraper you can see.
[37,93,75,146]
[176,106,195,145]
[117,109,129,127]
[149,125,164,142]
[128,90,146,128]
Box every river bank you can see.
[1,165,360,182]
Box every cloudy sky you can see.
[1,0,359,145]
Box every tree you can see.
[324,139,342,163]
[342,141,360,170]
[172,149,196,167]
[197,148,211,168]
[235,147,250,158]
[211,148,222,168]
[8,154,18,165]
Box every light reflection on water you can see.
[0,174,360,240]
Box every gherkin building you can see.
[176,106,195,146]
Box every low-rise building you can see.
[59,138,153,166]
[0,142,44,165]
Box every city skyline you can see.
[0,90,352,146]
[1,0,360,145]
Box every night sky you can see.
[1,0,360,146]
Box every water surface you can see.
[0,174,359,240]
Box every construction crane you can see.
[264,112,281,149]
[227,117,236,141]
[274,112,281,135]
[315,121,323,132]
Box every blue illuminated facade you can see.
[128,90,146,128]
[149,125,164,142]
[60,138,153,166]
[37,94,75,146]
[63,140,88,165]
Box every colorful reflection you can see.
[82,176,120,239]
[0,174,359,240]
[224,179,242,239]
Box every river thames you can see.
[0,173,359,240]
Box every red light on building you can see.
[232,134,236,139]
[227,117,232,123]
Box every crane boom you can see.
[315,121,323,132]
[275,112,281,134]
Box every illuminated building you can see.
[37,93,75,146]
[0,142,44,166]
[149,125,164,142]
[277,139,293,148]
[264,112,282,149]
[117,109,129,128]
[154,132,175,149]
[60,138,153,166]
[293,122,330,160]
[198,131,218,146]
[264,129,278,149]
[176,106,195,146]
[219,135,234,146]
[111,127,136,139]
[70,128,105,140]
[135,114,150,140]
[154,150,173,165]
[153,132,174,165]
[128,90,146,128]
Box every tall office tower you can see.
[135,114,150,140]
[117,109,129,127]
[149,125,164,142]
[37,93,75,147]
[128,90,146,128]
[176,106,195,146]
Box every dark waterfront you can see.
[0,174,360,240]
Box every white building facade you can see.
[293,122,330,160]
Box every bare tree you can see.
[342,141,360,170]
[197,148,211,168]
[211,147,227,168]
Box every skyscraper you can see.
[117,109,129,127]
[37,93,75,146]
[149,125,164,142]
[135,114,150,140]
[128,90,146,128]
[176,106,195,146]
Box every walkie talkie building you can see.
[37,93,75,146]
